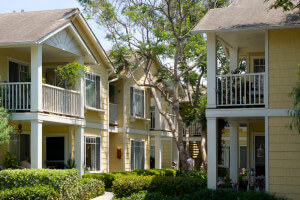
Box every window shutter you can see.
[96,137,101,171]
[141,141,145,169]
[96,76,101,109]
[130,140,135,170]
[130,87,134,116]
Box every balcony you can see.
[216,73,265,107]
[0,82,81,117]
[184,122,202,137]
[109,103,118,125]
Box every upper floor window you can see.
[85,72,101,109]
[253,58,265,73]
[9,60,29,82]
[130,86,145,118]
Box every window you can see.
[9,61,29,82]
[219,146,229,168]
[84,136,101,171]
[253,58,265,73]
[239,146,247,169]
[130,87,145,117]
[130,140,145,170]
[9,133,30,161]
[85,73,101,109]
[150,105,155,129]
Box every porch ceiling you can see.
[217,29,265,57]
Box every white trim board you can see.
[86,122,107,130]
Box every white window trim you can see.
[130,139,146,170]
[130,85,146,119]
[7,57,30,82]
[84,135,102,172]
[85,71,102,111]
[250,56,265,73]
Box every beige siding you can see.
[162,140,172,168]
[109,132,123,172]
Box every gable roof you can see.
[192,0,300,33]
[0,8,78,44]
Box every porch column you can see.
[30,44,43,112]
[76,57,85,118]
[207,33,217,108]
[229,121,239,183]
[229,48,238,72]
[155,135,162,169]
[75,125,84,176]
[69,126,74,160]
[31,120,43,169]
[207,117,218,189]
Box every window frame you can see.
[85,72,102,110]
[8,132,30,162]
[251,56,265,73]
[130,139,146,170]
[130,86,145,118]
[7,57,30,83]
[84,135,101,172]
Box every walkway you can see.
[92,192,114,200]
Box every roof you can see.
[192,0,300,33]
[0,8,77,43]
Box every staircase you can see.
[189,141,202,169]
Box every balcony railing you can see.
[0,82,31,111]
[42,84,80,117]
[109,103,118,125]
[216,73,265,107]
[184,122,202,137]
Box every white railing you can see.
[42,84,80,117]
[0,82,31,111]
[109,103,118,125]
[216,73,265,106]
[184,122,202,137]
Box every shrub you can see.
[176,169,207,180]
[77,178,105,199]
[134,169,176,177]
[0,169,79,199]
[0,185,59,200]
[4,152,20,169]
[112,175,153,198]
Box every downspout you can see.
[107,70,119,172]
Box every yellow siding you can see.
[162,140,172,168]
[109,132,123,172]
[269,28,300,109]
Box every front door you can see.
[46,137,65,169]
[254,136,265,176]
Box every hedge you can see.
[133,169,176,177]
[77,178,105,199]
[113,190,288,200]
[112,176,206,198]
[0,169,78,199]
[0,185,59,200]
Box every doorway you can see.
[254,135,265,176]
[46,137,65,169]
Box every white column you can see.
[229,121,239,183]
[30,44,43,112]
[76,57,85,118]
[172,138,179,168]
[69,126,74,160]
[155,135,162,169]
[31,120,43,169]
[265,117,269,192]
[207,117,217,189]
[207,33,217,108]
[75,125,84,176]
[229,48,238,72]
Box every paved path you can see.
[91,192,114,200]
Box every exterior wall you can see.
[162,139,172,168]
[222,127,247,146]
[109,132,123,172]
[268,28,300,200]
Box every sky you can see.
[0,0,112,49]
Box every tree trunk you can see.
[200,131,207,170]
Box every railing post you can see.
[31,44,43,112]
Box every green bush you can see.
[113,190,288,200]
[0,169,79,199]
[176,169,207,180]
[0,185,59,200]
[4,152,20,169]
[134,169,176,177]
[112,176,206,198]
[77,178,105,199]
[112,176,153,198]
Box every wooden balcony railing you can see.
[184,122,202,137]
[42,84,80,117]
[0,82,31,111]
[216,73,265,107]
[109,103,118,125]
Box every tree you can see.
[289,66,300,133]
[79,0,228,170]
[265,0,300,11]
[0,107,14,146]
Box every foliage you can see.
[4,152,20,169]
[113,190,288,200]
[113,176,153,198]
[64,156,76,169]
[134,168,176,177]
[0,169,79,199]
[0,185,59,200]
[0,107,14,147]
[176,169,207,180]
[112,175,206,198]
[77,178,105,199]
[289,65,300,134]
[54,62,86,88]
[265,0,300,11]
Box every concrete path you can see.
[91,192,114,200]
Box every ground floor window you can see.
[131,140,145,170]
[9,133,30,162]
[239,146,247,169]
[84,136,101,171]
[219,146,230,168]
